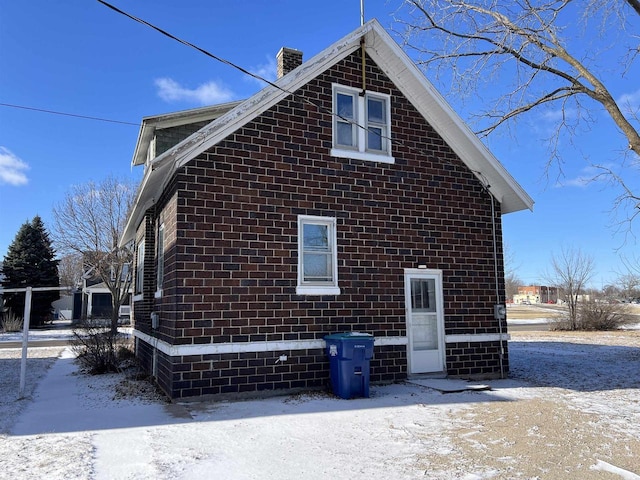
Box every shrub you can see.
[71,319,134,374]
[1,310,23,333]
[578,300,630,330]
[554,300,630,331]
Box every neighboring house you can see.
[121,20,533,400]
[52,295,74,321]
[80,262,131,321]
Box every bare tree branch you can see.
[52,176,136,333]
[396,0,640,226]
[625,0,640,16]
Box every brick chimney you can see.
[276,47,303,78]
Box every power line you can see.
[96,0,384,144]
[0,102,140,126]
[97,0,282,90]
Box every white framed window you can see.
[331,84,394,163]
[110,263,130,283]
[155,223,165,298]
[296,215,340,295]
[134,240,145,300]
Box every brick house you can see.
[514,285,558,304]
[120,19,533,399]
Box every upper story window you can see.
[331,84,394,164]
[296,215,340,296]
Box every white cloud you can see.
[0,147,29,186]
[154,78,234,105]
[562,175,591,188]
[540,107,578,123]
[247,56,277,86]
[559,164,615,188]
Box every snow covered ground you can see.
[0,329,639,479]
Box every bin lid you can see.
[324,332,374,340]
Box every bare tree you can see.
[616,255,640,299]
[52,176,136,333]
[396,0,640,218]
[58,253,84,288]
[505,271,522,303]
[616,272,640,301]
[547,246,595,329]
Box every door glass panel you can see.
[410,279,436,312]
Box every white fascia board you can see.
[131,123,152,167]
[150,101,245,130]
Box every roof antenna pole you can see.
[360,1,367,94]
[361,37,366,94]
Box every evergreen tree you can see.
[1,216,60,327]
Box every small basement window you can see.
[296,215,340,295]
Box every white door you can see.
[405,269,445,374]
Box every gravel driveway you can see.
[418,331,640,479]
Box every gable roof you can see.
[131,101,244,167]
[120,19,533,246]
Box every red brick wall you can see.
[134,48,507,398]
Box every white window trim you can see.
[296,215,340,296]
[155,223,165,298]
[134,240,145,301]
[330,84,394,164]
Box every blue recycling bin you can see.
[324,332,374,399]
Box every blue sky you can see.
[1,0,638,289]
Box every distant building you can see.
[514,285,558,304]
